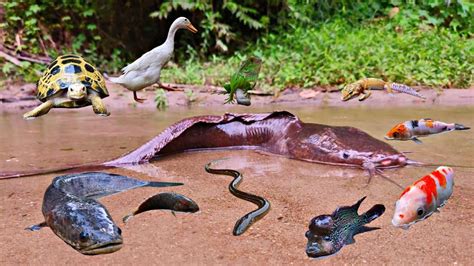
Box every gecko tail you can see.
[455,123,470,130]
[390,83,426,99]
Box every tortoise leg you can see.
[89,94,110,116]
[133,91,146,103]
[23,100,54,119]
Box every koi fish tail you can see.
[454,123,470,130]
[390,83,426,99]
[362,204,386,223]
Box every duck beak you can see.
[186,23,198,33]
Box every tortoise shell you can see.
[37,54,109,103]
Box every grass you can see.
[161,19,473,92]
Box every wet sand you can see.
[0,106,473,264]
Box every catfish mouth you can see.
[371,154,408,169]
[80,239,123,255]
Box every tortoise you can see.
[23,54,110,119]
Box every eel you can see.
[26,172,183,255]
[123,192,199,223]
[0,111,412,179]
[205,161,271,236]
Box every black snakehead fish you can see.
[305,196,385,258]
[27,172,183,255]
[205,160,270,236]
[123,192,199,223]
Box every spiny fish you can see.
[392,166,454,229]
[385,118,470,144]
[305,197,385,258]
[123,192,199,223]
[26,172,183,255]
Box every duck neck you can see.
[164,21,180,48]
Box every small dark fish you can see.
[123,192,199,223]
[205,160,271,236]
[305,197,385,258]
[27,172,183,255]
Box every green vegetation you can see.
[154,89,168,110]
[163,18,473,90]
[1,1,472,90]
[184,88,197,105]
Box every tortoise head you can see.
[67,83,87,101]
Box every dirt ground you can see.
[1,150,473,265]
[0,84,473,265]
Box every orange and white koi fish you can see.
[385,119,470,144]
[392,166,454,229]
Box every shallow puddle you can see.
[0,105,473,264]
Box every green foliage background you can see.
[0,0,473,89]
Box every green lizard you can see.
[223,56,262,106]
[341,78,426,101]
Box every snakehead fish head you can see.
[46,197,123,255]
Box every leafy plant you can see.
[184,88,197,105]
[154,89,168,110]
[223,56,262,104]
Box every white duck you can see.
[109,17,197,103]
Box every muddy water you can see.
[0,106,473,264]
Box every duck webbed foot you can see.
[133,91,146,103]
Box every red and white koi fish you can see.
[392,166,454,229]
[385,118,470,144]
